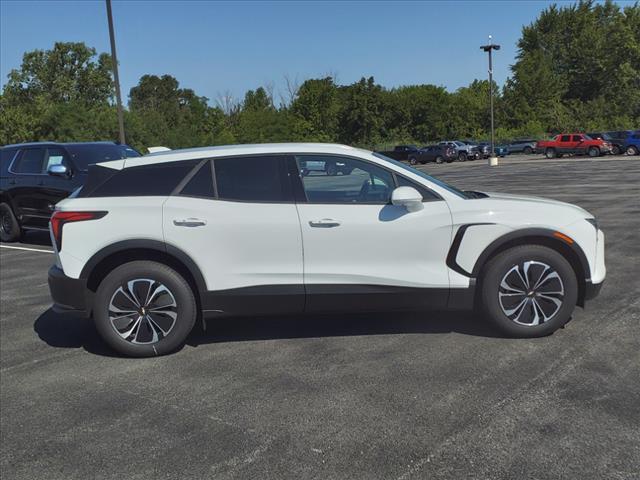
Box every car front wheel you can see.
[435,156,444,164]
[480,245,578,337]
[93,261,197,357]
[409,156,418,165]
[0,203,22,242]
[588,147,600,157]
[458,152,467,162]
[545,148,557,159]
[523,146,533,154]
[627,145,639,156]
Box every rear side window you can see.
[87,161,198,197]
[12,149,45,174]
[180,160,215,198]
[214,156,290,202]
[560,135,571,142]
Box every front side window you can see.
[572,135,583,142]
[295,155,394,204]
[13,148,45,174]
[215,156,290,202]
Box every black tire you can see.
[545,148,557,159]
[588,146,600,157]
[326,162,338,176]
[458,152,467,162]
[93,261,197,357]
[0,202,22,243]
[480,245,578,338]
[626,145,639,156]
[611,145,621,155]
[435,156,444,164]
[523,146,533,154]
[409,156,418,165]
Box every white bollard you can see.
[488,156,499,166]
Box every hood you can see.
[482,191,592,217]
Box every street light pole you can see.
[480,36,500,159]
[106,0,125,145]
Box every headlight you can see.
[585,218,598,230]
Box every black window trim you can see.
[289,153,443,205]
[172,158,214,199]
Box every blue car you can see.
[623,131,640,155]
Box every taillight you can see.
[50,211,107,250]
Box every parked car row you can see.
[378,130,639,165]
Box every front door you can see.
[291,154,453,313]
[163,155,304,316]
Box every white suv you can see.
[47,143,605,357]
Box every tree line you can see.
[1,0,638,152]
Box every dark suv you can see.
[408,145,457,164]
[0,142,140,242]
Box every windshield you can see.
[66,144,140,171]
[373,152,469,199]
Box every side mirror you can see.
[47,164,69,177]
[391,186,423,212]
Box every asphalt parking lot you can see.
[1,155,639,479]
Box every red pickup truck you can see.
[536,134,612,158]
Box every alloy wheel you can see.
[1,211,12,235]
[108,278,178,344]
[498,261,565,326]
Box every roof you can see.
[121,143,368,168]
[1,141,120,149]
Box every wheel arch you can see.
[80,240,207,306]
[470,228,590,307]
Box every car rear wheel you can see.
[480,245,578,337]
[93,261,197,357]
[435,156,444,164]
[0,203,22,243]
[458,152,467,162]
[611,145,621,155]
[627,145,639,156]
[409,156,418,165]
[523,146,533,154]
[545,148,557,159]
[588,147,600,157]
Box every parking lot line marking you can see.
[0,244,53,254]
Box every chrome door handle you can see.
[173,218,207,227]
[309,219,341,228]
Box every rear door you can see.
[7,147,48,229]
[558,135,573,154]
[162,156,304,316]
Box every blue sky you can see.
[0,0,626,106]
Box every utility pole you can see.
[106,0,125,145]
[480,36,500,159]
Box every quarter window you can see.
[214,156,290,202]
[295,156,394,204]
[395,175,439,201]
[88,161,198,197]
[13,149,45,174]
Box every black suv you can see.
[0,142,140,242]
[408,145,457,164]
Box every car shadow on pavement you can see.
[189,310,507,347]
[34,308,508,357]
